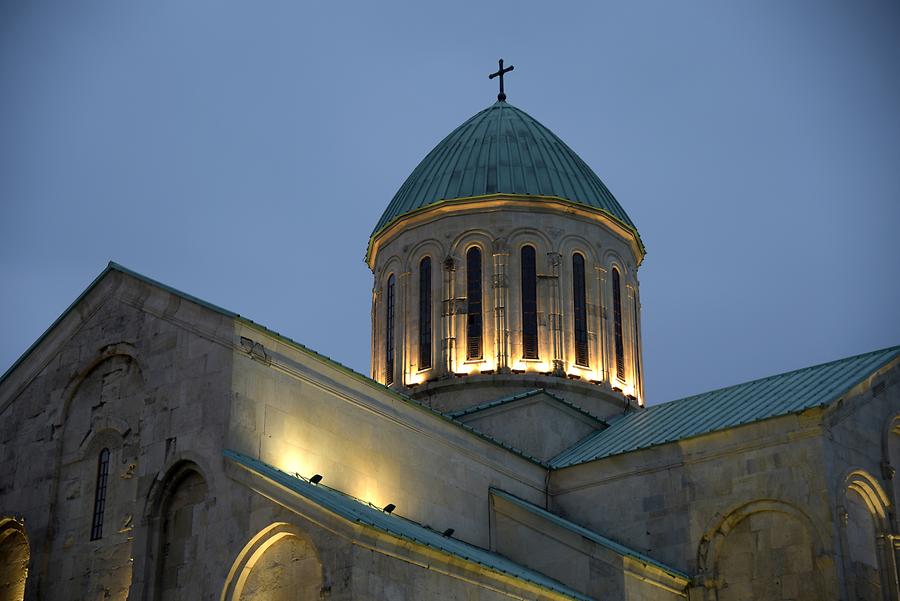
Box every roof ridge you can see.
[551,345,900,467]
[651,345,900,409]
[447,388,607,425]
[489,487,689,580]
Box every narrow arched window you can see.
[573,253,589,367]
[91,448,110,540]
[466,247,483,360]
[385,274,395,385]
[521,246,538,360]
[612,268,625,382]
[419,258,432,370]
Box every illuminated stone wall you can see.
[227,319,549,549]
[548,360,900,600]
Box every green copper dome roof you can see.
[372,101,637,236]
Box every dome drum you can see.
[369,205,644,413]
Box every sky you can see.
[2,1,899,404]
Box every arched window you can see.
[91,448,110,540]
[385,274,395,385]
[466,247,483,360]
[521,246,538,360]
[573,253,589,367]
[612,268,625,382]
[419,258,432,370]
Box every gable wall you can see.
[0,271,240,600]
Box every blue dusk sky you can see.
[2,1,899,403]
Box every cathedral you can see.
[1,72,899,600]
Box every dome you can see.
[372,101,638,237]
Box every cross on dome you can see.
[488,58,514,102]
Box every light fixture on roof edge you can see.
[310,474,323,485]
[383,503,396,514]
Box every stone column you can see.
[399,270,411,386]
[441,256,457,376]
[547,252,565,376]
[596,266,608,384]
[492,239,510,373]
[631,283,645,403]
[370,286,379,381]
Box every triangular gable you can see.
[448,389,607,462]
[0,262,549,468]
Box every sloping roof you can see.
[491,488,689,581]
[551,346,900,468]
[0,262,549,468]
[371,101,638,239]
[224,450,592,601]
[447,388,608,426]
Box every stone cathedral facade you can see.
[1,96,899,601]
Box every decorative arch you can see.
[0,518,30,601]
[505,227,554,254]
[220,522,324,601]
[838,469,895,600]
[403,238,445,273]
[60,344,141,420]
[842,469,891,527]
[558,233,600,264]
[448,228,494,256]
[697,499,828,600]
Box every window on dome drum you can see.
[419,258,432,370]
[612,268,625,382]
[521,246,539,360]
[90,448,110,541]
[385,275,395,385]
[573,253,589,367]
[466,247,483,360]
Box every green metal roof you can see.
[491,488,689,581]
[372,101,637,237]
[224,450,592,601]
[551,346,900,468]
[447,388,608,426]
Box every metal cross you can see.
[488,59,514,102]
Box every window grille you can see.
[521,246,538,359]
[466,248,483,360]
[573,253,589,367]
[612,268,625,382]
[91,448,110,540]
[385,275,395,385]
[419,258,432,369]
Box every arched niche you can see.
[221,523,324,601]
[0,518,29,601]
[839,470,893,600]
[698,500,826,601]
[145,461,211,601]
